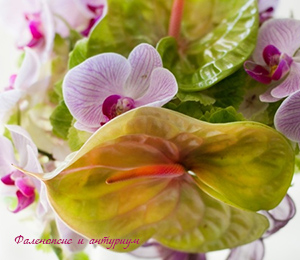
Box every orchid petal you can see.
[56,216,88,252]
[274,90,300,142]
[244,61,271,84]
[0,136,17,175]
[134,68,178,107]
[262,45,281,66]
[0,89,23,122]
[270,62,300,98]
[12,190,35,213]
[227,240,264,260]
[259,84,281,103]
[15,178,35,197]
[1,173,15,186]
[63,53,131,130]
[6,125,38,167]
[263,194,296,237]
[253,19,300,64]
[14,48,40,91]
[271,58,290,81]
[258,0,279,14]
[124,44,163,99]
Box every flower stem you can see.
[168,0,185,41]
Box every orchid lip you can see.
[102,95,135,121]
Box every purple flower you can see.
[274,90,300,143]
[258,0,279,24]
[0,0,55,57]
[48,0,107,37]
[0,48,49,123]
[131,241,206,260]
[63,43,178,132]
[227,194,295,260]
[0,125,42,213]
[244,19,300,102]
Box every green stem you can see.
[168,0,185,41]
[38,149,55,161]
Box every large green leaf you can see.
[69,0,258,90]
[25,107,294,252]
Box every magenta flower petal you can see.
[270,62,300,98]
[12,190,35,213]
[227,240,264,260]
[274,90,300,142]
[124,43,163,99]
[63,53,131,130]
[253,19,300,65]
[1,173,15,185]
[244,61,271,84]
[135,67,178,107]
[15,178,35,197]
[262,45,281,66]
[271,58,291,81]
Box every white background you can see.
[1,1,300,259]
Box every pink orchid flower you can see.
[0,0,55,57]
[258,0,279,24]
[0,48,49,123]
[63,43,178,132]
[47,0,107,37]
[0,125,88,252]
[227,194,295,260]
[274,90,300,143]
[244,19,300,102]
[0,125,42,213]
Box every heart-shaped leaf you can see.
[25,107,294,252]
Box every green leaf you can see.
[50,101,73,140]
[73,252,90,260]
[69,38,89,69]
[201,68,247,109]
[201,106,245,123]
[174,0,258,91]
[87,1,171,58]
[177,91,216,106]
[68,125,92,151]
[26,107,294,252]
[156,37,179,70]
[165,101,205,119]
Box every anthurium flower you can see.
[63,43,178,132]
[22,107,294,252]
[244,19,300,102]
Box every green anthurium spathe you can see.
[22,107,294,252]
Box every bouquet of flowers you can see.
[0,0,299,259]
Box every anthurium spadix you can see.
[20,107,294,252]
